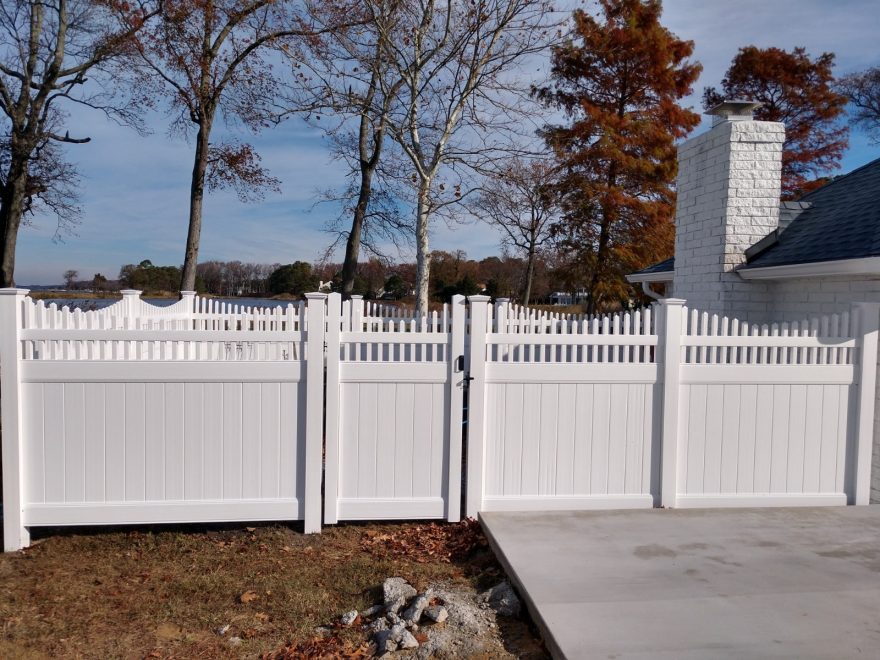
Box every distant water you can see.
[35,296,296,311]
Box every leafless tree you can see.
[475,158,557,305]
[840,66,880,143]
[0,0,158,286]
[130,0,359,293]
[371,0,557,312]
[284,1,412,297]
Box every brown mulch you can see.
[359,518,489,564]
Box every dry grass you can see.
[0,521,542,658]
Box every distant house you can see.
[627,100,880,501]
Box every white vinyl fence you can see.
[1,289,877,551]
[464,297,879,515]
[1,289,325,551]
[323,294,465,523]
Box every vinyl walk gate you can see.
[2,289,878,552]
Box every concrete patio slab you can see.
[480,507,880,659]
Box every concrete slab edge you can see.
[478,513,566,660]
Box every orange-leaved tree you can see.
[703,46,849,199]
[535,0,701,313]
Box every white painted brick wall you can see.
[672,120,783,318]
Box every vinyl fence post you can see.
[659,298,686,508]
[120,289,141,327]
[446,295,466,522]
[323,293,342,524]
[303,293,327,532]
[466,295,491,518]
[350,294,363,331]
[853,302,880,505]
[180,290,196,325]
[1,288,30,551]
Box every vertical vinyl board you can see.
[487,384,501,496]
[607,385,628,494]
[104,384,126,502]
[375,384,397,498]
[278,382,299,501]
[736,385,758,494]
[393,383,415,499]
[222,383,243,499]
[124,382,146,501]
[357,383,379,498]
[769,385,791,493]
[430,383,446,498]
[819,384,839,492]
[623,384,643,495]
[503,384,524,496]
[538,384,559,496]
[555,384,577,496]
[410,384,431,498]
[590,385,611,494]
[753,385,774,492]
[686,385,707,495]
[572,384,593,495]
[240,383,261,499]
[144,383,165,501]
[43,383,66,502]
[703,386,725,494]
[260,383,281,499]
[202,382,224,500]
[835,385,850,493]
[84,383,105,502]
[644,384,657,496]
[802,385,823,493]
[678,385,691,494]
[340,383,360,499]
[64,383,86,503]
[520,383,541,496]
[786,384,808,493]
[164,383,185,500]
[183,383,205,500]
[719,384,740,493]
[25,383,45,504]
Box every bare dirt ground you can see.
[0,520,547,658]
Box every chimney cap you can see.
[707,99,762,125]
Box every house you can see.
[628,100,880,501]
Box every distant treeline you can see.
[65,251,564,303]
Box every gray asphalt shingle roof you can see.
[629,257,674,277]
[743,157,880,269]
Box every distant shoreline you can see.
[26,291,294,301]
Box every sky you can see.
[13,0,880,285]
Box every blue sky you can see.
[14,0,880,285]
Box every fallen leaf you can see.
[239,590,259,604]
[155,622,184,641]
[255,612,269,623]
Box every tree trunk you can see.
[414,181,432,314]
[340,163,375,297]
[587,215,612,315]
[180,120,212,292]
[522,242,536,306]
[0,154,31,288]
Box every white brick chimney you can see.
[672,101,784,317]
